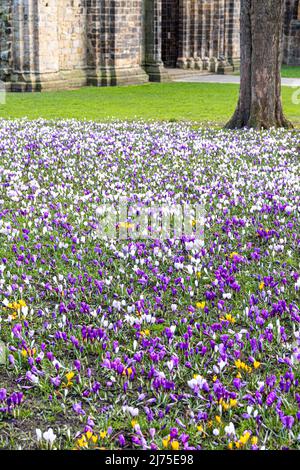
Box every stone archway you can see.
[161,0,180,67]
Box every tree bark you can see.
[226,0,293,129]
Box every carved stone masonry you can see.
[0,0,298,91]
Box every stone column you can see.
[11,0,62,91]
[187,0,194,69]
[199,0,209,70]
[229,0,240,69]
[189,0,201,69]
[86,0,101,74]
[287,0,300,65]
[88,0,149,86]
[56,0,87,87]
[217,0,235,73]
[11,0,43,90]
[11,0,25,81]
[143,0,169,81]
[177,0,190,69]
[208,0,217,71]
[0,1,13,85]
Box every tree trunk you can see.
[226,0,293,129]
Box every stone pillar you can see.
[11,0,54,91]
[198,0,204,68]
[208,0,217,72]
[177,0,190,69]
[0,0,13,85]
[189,0,201,69]
[287,13,300,64]
[217,0,235,74]
[87,0,114,85]
[284,0,300,65]
[86,0,101,73]
[10,0,88,91]
[34,0,60,82]
[229,0,240,69]
[87,0,149,86]
[143,0,169,81]
[57,0,87,86]
[216,0,226,72]
[199,0,210,70]
[8,1,88,91]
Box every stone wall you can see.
[0,0,299,91]
[2,0,88,90]
[10,0,45,90]
[58,1,87,72]
[143,0,240,80]
[174,0,240,72]
[87,0,148,85]
[0,1,13,82]
[284,0,300,65]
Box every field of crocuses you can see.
[0,119,299,450]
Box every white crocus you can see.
[43,428,56,447]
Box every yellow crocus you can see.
[239,432,251,445]
[65,371,75,387]
[225,314,236,323]
[196,301,206,309]
[77,436,87,448]
[140,330,150,337]
[162,435,170,448]
[66,371,75,382]
[171,440,180,450]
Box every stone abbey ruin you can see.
[0,0,299,91]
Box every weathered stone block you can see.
[0,0,299,90]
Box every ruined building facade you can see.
[0,1,299,91]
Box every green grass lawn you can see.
[0,82,299,125]
[281,65,300,78]
[233,65,300,78]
